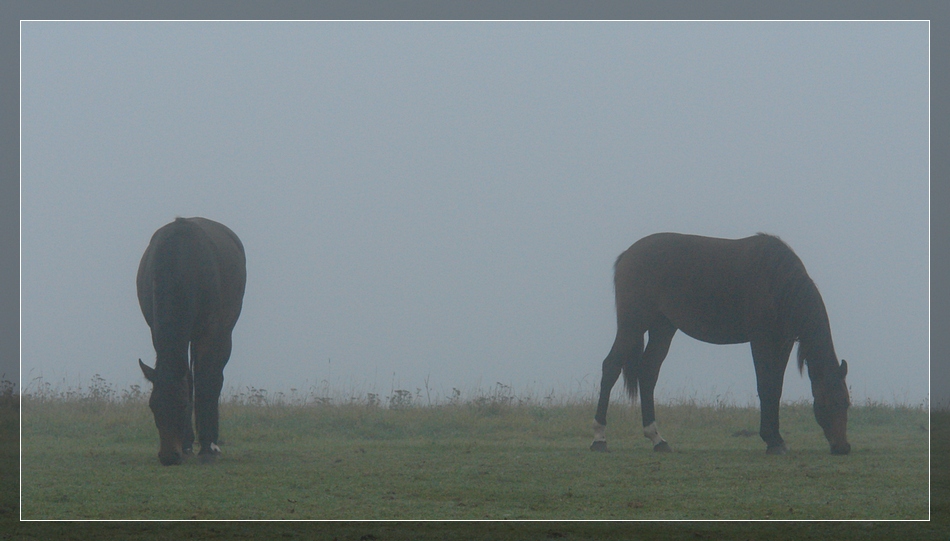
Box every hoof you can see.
[766,443,789,455]
[198,442,222,464]
[653,441,672,453]
[590,440,609,452]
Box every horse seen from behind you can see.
[591,232,850,456]
[137,217,247,465]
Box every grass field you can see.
[3,380,947,539]
[17,382,930,520]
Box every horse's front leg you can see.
[757,390,786,454]
[751,340,791,455]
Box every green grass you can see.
[17,393,928,521]
[0,390,950,541]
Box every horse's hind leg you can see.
[194,333,232,463]
[591,328,643,452]
[639,320,676,452]
[182,349,196,456]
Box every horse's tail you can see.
[620,353,639,401]
[613,249,641,402]
[150,222,206,362]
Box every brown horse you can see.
[591,233,850,455]
[137,217,246,465]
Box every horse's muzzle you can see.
[830,442,851,455]
[159,450,183,466]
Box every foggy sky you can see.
[19,22,929,407]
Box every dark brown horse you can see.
[137,217,246,465]
[591,233,850,455]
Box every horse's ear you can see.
[139,358,155,382]
[839,359,848,378]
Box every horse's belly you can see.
[666,311,749,345]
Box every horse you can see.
[137,217,246,465]
[590,233,850,455]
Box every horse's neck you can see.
[799,309,838,375]
[798,289,838,373]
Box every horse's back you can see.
[614,233,780,343]
[137,217,246,333]
[183,217,247,321]
[615,233,763,298]
[187,217,246,264]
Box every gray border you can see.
[5,0,945,538]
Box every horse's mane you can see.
[753,233,833,374]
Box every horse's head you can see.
[811,359,851,455]
[139,359,191,466]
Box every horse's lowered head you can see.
[139,359,191,466]
[810,359,851,455]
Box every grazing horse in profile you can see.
[137,217,246,465]
[590,233,850,455]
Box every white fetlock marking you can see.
[643,421,666,447]
[593,421,607,442]
[210,442,221,454]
